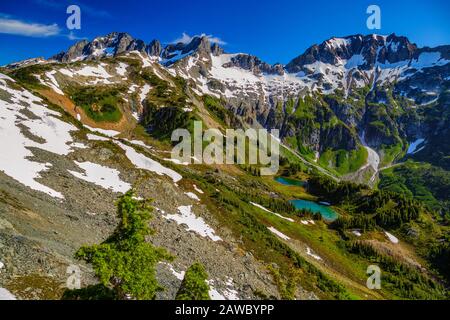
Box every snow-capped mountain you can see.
[1,31,449,301]
[22,31,448,105]
[4,32,450,181]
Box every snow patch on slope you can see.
[250,202,295,222]
[164,205,222,241]
[68,161,131,193]
[0,288,16,300]
[267,226,290,240]
[0,78,81,198]
[114,141,182,182]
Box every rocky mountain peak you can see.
[211,43,224,56]
[161,35,226,65]
[285,33,419,73]
[52,31,147,62]
[223,54,284,76]
[147,39,162,56]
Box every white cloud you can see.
[172,32,226,45]
[0,17,60,37]
[173,32,193,44]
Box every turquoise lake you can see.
[274,177,305,187]
[289,199,338,221]
[274,177,338,221]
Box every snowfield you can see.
[68,161,132,193]
[139,84,152,104]
[114,141,182,183]
[164,205,222,242]
[359,131,380,182]
[0,76,81,198]
[207,278,240,300]
[84,125,120,137]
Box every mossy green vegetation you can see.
[176,262,211,300]
[319,146,368,175]
[202,95,242,128]
[304,174,447,299]
[9,64,53,89]
[347,242,447,299]
[69,86,124,122]
[379,161,450,218]
[139,71,196,139]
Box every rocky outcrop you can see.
[223,54,284,75]
[147,39,162,56]
[52,39,89,62]
[285,33,419,73]
[52,32,146,62]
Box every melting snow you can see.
[193,184,204,194]
[139,84,152,104]
[114,141,182,182]
[44,71,64,95]
[84,125,120,137]
[164,205,222,241]
[360,131,380,182]
[0,73,15,82]
[267,226,290,240]
[0,78,81,198]
[68,161,131,193]
[306,247,322,260]
[352,230,362,237]
[250,202,295,222]
[185,192,200,201]
[0,288,16,300]
[385,231,399,244]
[126,139,152,149]
[207,278,239,300]
[115,62,128,76]
[164,158,189,165]
[345,54,366,69]
[74,65,111,78]
[86,133,110,141]
[410,52,449,69]
[161,263,185,280]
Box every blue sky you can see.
[0,0,449,65]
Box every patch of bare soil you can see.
[37,89,134,133]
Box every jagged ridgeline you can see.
[8,32,448,181]
[0,30,449,301]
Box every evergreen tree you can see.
[175,262,211,300]
[71,190,172,300]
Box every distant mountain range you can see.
[4,31,450,183]
[1,30,449,301]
